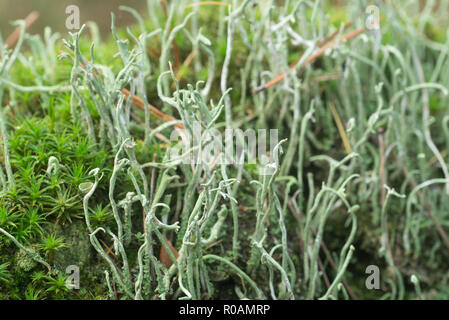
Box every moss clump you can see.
[15,246,38,272]
[1,0,449,300]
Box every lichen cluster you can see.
[1,0,449,300]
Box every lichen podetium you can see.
[1,0,449,300]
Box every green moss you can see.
[1,0,449,300]
[15,246,38,272]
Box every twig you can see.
[60,49,184,129]
[317,22,353,47]
[159,235,179,268]
[100,239,118,260]
[254,26,364,93]
[5,11,39,48]
[329,102,352,154]
[312,72,342,82]
[122,89,184,129]
[186,1,231,8]
[175,50,197,82]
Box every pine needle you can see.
[254,25,364,93]
[186,1,230,8]
[60,49,184,129]
[329,102,352,154]
[5,11,39,48]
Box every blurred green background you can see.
[1,1,446,40]
[0,0,148,38]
